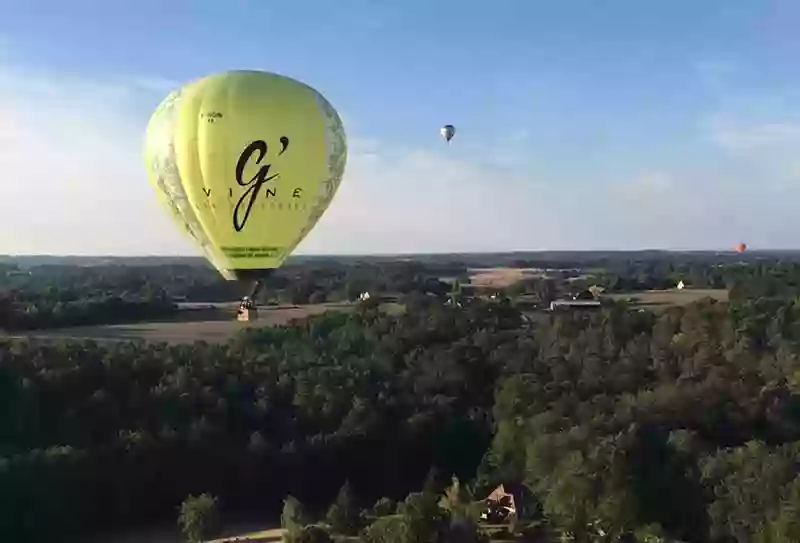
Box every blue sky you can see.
[1,0,799,254]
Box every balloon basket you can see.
[237,297,259,322]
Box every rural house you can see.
[479,483,535,522]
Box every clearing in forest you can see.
[607,288,729,310]
[11,302,403,345]
[76,523,283,543]
[468,268,546,288]
[206,526,284,542]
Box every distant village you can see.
[175,271,693,322]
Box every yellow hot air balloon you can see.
[144,70,347,318]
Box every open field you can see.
[208,526,283,543]
[10,302,404,345]
[468,267,594,289]
[565,273,592,283]
[468,267,546,288]
[75,522,283,543]
[607,288,729,310]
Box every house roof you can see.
[550,299,601,307]
[484,482,534,507]
[485,485,516,511]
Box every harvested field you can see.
[208,526,283,543]
[10,302,404,345]
[74,522,283,543]
[468,267,546,288]
[607,288,729,311]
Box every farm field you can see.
[206,526,283,543]
[468,267,546,288]
[75,522,283,543]
[467,266,593,289]
[607,288,729,310]
[2,286,729,347]
[10,302,403,345]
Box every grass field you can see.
[468,267,596,289]
[468,267,546,288]
[607,288,729,311]
[12,302,404,345]
[75,523,283,543]
[207,526,283,543]
[82,518,530,543]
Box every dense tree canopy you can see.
[2,254,800,541]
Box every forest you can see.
[3,253,800,541]
[4,252,800,330]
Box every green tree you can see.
[363,515,410,543]
[293,524,334,543]
[533,278,556,304]
[372,497,397,517]
[308,290,327,305]
[282,495,309,540]
[447,517,490,543]
[325,480,362,535]
[442,476,473,520]
[756,476,800,543]
[397,491,450,543]
[178,493,220,543]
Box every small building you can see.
[571,289,597,301]
[588,284,605,298]
[479,483,535,523]
[480,484,517,522]
[549,299,602,311]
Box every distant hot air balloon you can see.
[735,243,747,253]
[144,70,347,318]
[440,124,456,144]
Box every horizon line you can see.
[0,249,793,258]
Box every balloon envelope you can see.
[144,70,347,281]
[441,124,455,142]
[735,243,747,253]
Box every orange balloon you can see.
[735,243,747,253]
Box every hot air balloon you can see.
[144,70,347,320]
[735,243,747,253]
[440,124,456,144]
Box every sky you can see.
[1,0,800,255]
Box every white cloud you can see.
[124,76,182,94]
[0,65,194,255]
[298,144,563,254]
[2,62,800,256]
[690,54,800,212]
[612,171,673,197]
[703,111,800,187]
[0,63,571,256]
[708,119,800,152]
[601,164,800,250]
